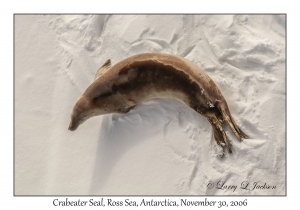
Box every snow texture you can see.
[15,15,285,195]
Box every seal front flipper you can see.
[94,59,112,80]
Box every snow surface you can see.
[15,15,285,195]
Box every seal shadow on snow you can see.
[88,98,212,195]
[88,101,174,194]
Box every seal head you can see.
[68,96,98,131]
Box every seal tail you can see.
[217,101,248,141]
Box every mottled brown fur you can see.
[69,53,248,156]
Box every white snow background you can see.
[15,15,285,195]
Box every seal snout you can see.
[68,120,77,131]
[68,125,75,131]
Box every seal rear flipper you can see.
[217,101,248,141]
[94,59,112,80]
[207,114,233,154]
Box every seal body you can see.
[69,53,247,155]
